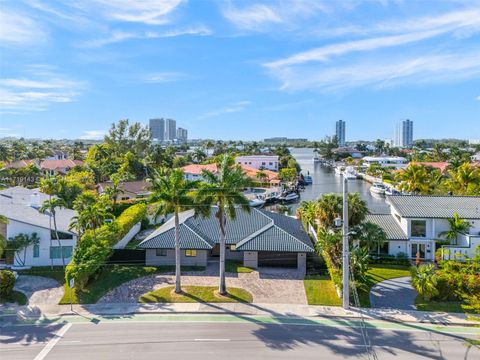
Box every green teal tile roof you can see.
[365,214,409,241]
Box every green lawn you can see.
[415,296,464,313]
[139,285,253,303]
[0,290,28,305]
[304,275,342,306]
[225,260,254,273]
[18,266,66,283]
[357,264,411,307]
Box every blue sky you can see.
[1,0,479,141]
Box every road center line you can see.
[33,323,72,360]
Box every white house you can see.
[471,152,480,162]
[367,195,480,261]
[0,187,78,268]
[235,155,279,171]
[362,156,408,169]
[45,150,69,160]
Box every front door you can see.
[411,243,426,259]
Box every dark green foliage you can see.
[0,270,15,298]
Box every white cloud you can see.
[0,9,46,45]
[143,72,185,83]
[477,95,480,101]
[81,26,211,47]
[79,130,106,140]
[199,101,251,119]
[0,70,85,112]
[90,0,183,25]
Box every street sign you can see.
[69,278,75,288]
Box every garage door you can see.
[258,252,297,268]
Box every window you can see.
[411,220,427,237]
[51,230,73,239]
[50,246,73,259]
[33,244,40,258]
[185,250,197,257]
[156,249,167,256]
[269,162,273,166]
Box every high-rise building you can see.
[165,119,176,141]
[149,118,165,141]
[394,119,414,147]
[335,120,346,147]
[177,127,188,142]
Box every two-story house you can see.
[366,195,480,261]
[0,187,78,268]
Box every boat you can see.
[370,182,387,195]
[343,166,357,180]
[280,192,300,202]
[303,175,313,185]
[385,187,401,196]
[334,166,344,175]
[249,197,266,207]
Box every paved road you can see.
[1,314,479,359]
[370,276,417,310]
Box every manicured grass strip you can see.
[18,266,66,283]
[357,264,411,308]
[139,286,253,303]
[0,290,28,305]
[415,296,464,313]
[304,275,341,306]
[60,265,205,304]
[225,260,254,274]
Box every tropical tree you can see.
[395,163,439,194]
[40,197,67,269]
[352,222,387,253]
[445,162,480,195]
[439,213,472,245]
[148,168,199,294]
[314,193,368,229]
[8,233,40,267]
[197,154,252,295]
[350,246,370,282]
[70,195,112,240]
[296,201,317,228]
[410,264,439,301]
[0,215,7,259]
[193,148,207,163]
[104,176,124,205]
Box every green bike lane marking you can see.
[6,313,480,335]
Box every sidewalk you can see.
[2,302,475,327]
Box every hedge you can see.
[0,270,16,298]
[66,203,147,290]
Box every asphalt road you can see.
[1,314,479,360]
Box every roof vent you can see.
[30,192,41,208]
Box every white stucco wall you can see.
[113,222,141,249]
[7,219,77,267]
[145,249,208,267]
[243,251,258,268]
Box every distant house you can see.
[97,180,152,201]
[235,155,279,171]
[4,159,83,175]
[333,147,363,159]
[138,208,314,273]
[362,156,408,169]
[0,187,78,267]
[472,152,480,162]
[45,150,69,160]
[415,162,450,173]
[367,195,480,261]
[181,164,279,184]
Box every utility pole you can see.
[342,176,350,310]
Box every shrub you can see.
[410,264,439,301]
[0,270,16,298]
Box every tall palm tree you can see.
[148,168,199,294]
[395,164,437,195]
[70,194,111,241]
[40,197,67,269]
[197,155,252,295]
[314,193,368,229]
[439,213,472,245]
[410,264,439,301]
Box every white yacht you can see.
[334,166,344,175]
[343,166,357,180]
[249,197,266,207]
[370,182,387,195]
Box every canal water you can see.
[288,148,390,214]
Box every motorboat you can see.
[334,166,344,175]
[370,182,387,195]
[280,192,300,202]
[249,197,266,207]
[385,187,401,196]
[343,166,357,180]
[303,175,313,185]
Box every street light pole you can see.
[342,176,350,310]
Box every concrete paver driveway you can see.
[13,275,64,305]
[370,276,417,310]
[99,266,307,304]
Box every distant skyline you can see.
[1,1,479,141]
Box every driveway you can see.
[99,266,307,304]
[370,276,417,310]
[13,275,64,305]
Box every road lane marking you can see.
[33,323,72,360]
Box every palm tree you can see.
[352,222,387,254]
[410,264,439,301]
[395,163,438,194]
[314,193,368,229]
[439,212,472,245]
[0,215,8,259]
[197,154,252,295]
[193,148,207,163]
[148,168,199,294]
[445,162,480,195]
[40,197,67,269]
[104,178,124,205]
[70,195,111,241]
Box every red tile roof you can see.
[415,162,450,172]
[181,163,278,182]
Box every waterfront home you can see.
[138,208,314,274]
[367,195,480,261]
[415,162,450,173]
[235,155,279,171]
[97,180,151,201]
[362,156,408,169]
[181,164,279,185]
[0,187,78,267]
